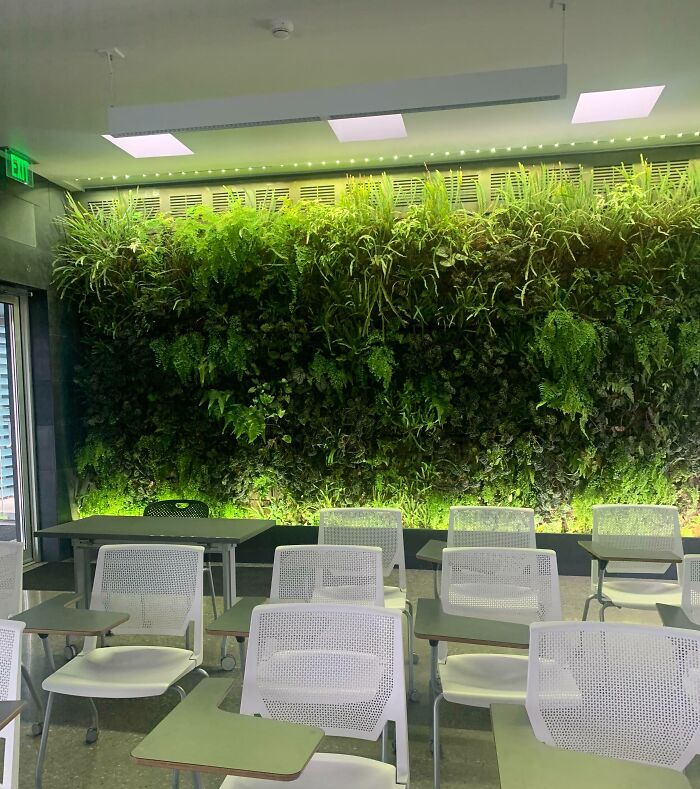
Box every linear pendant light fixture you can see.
[107,64,567,137]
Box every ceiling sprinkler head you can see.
[271,19,294,39]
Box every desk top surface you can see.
[10,593,130,635]
[131,678,323,779]
[416,539,446,565]
[0,700,26,731]
[491,704,689,788]
[577,541,683,564]
[414,597,529,648]
[36,515,275,544]
[206,596,268,637]
[657,603,700,631]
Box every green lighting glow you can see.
[4,149,33,186]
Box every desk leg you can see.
[236,637,247,675]
[582,559,619,620]
[73,540,92,609]
[432,568,439,598]
[429,640,439,707]
[219,544,237,669]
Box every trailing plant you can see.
[54,165,700,533]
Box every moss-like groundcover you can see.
[54,165,700,533]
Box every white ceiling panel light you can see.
[102,133,193,158]
[329,114,407,142]
[108,64,567,136]
[571,86,665,124]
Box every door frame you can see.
[0,290,39,561]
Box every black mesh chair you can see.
[143,499,218,617]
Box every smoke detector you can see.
[271,19,294,39]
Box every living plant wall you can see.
[54,165,700,533]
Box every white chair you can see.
[319,508,418,700]
[582,504,682,620]
[220,602,409,789]
[448,506,536,548]
[0,618,25,789]
[270,545,384,605]
[681,554,700,622]
[0,541,47,734]
[527,621,700,770]
[36,543,206,788]
[433,547,562,787]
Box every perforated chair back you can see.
[526,621,700,770]
[87,544,204,662]
[0,542,22,619]
[143,499,209,518]
[0,619,25,789]
[681,554,700,623]
[319,508,406,590]
[448,506,536,549]
[270,545,384,606]
[440,547,562,624]
[592,504,682,575]
[242,603,409,785]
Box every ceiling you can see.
[2,0,700,190]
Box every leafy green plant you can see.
[55,167,700,532]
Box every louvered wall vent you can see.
[345,180,381,203]
[591,164,634,194]
[255,187,290,211]
[490,170,528,200]
[170,193,203,218]
[132,197,161,218]
[86,199,117,216]
[393,177,424,208]
[299,184,335,204]
[212,190,247,212]
[546,165,582,186]
[444,172,479,203]
[650,160,690,185]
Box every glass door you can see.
[0,294,36,560]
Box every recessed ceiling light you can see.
[328,114,407,142]
[102,133,193,158]
[459,149,465,155]
[490,147,496,153]
[571,85,664,124]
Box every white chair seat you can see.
[383,586,407,610]
[601,579,681,610]
[42,646,197,699]
[220,753,401,789]
[439,653,528,706]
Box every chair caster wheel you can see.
[221,655,237,672]
[412,653,420,665]
[64,645,78,661]
[31,722,43,736]
[85,727,99,745]
[408,690,420,703]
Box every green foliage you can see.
[55,166,700,532]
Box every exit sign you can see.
[4,149,33,187]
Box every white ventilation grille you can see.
[444,172,479,203]
[345,180,381,204]
[132,197,161,218]
[212,190,248,213]
[545,165,582,186]
[299,184,336,205]
[650,160,689,185]
[490,170,528,200]
[255,187,290,211]
[591,164,634,194]
[169,193,203,218]
[86,200,117,217]
[393,177,424,208]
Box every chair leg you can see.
[35,692,56,789]
[403,605,418,702]
[192,773,203,789]
[206,562,218,619]
[381,722,389,763]
[433,692,444,789]
[86,698,99,744]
